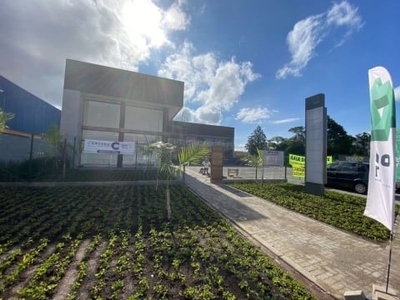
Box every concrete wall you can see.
[60,89,82,143]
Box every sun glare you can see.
[121,0,168,48]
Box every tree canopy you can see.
[245,125,267,156]
[254,116,368,159]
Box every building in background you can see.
[0,75,61,134]
[0,75,61,163]
[60,59,234,167]
[166,121,234,161]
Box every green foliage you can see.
[327,116,354,156]
[0,185,316,299]
[178,142,209,168]
[46,123,63,149]
[45,123,64,172]
[0,157,60,182]
[268,116,364,158]
[245,126,267,156]
[351,132,370,157]
[230,182,397,241]
[0,108,14,133]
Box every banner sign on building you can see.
[364,66,396,231]
[84,139,135,155]
[261,150,284,167]
[289,154,333,178]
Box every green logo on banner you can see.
[370,78,395,141]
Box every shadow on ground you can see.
[185,171,268,222]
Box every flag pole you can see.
[385,232,393,293]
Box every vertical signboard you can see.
[305,94,327,196]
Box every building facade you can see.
[60,59,234,167]
[167,121,234,161]
[0,75,61,134]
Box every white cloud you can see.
[276,15,325,79]
[276,1,363,79]
[0,0,189,108]
[158,42,260,124]
[272,118,301,124]
[326,1,363,28]
[163,1,191,30]
[394,86,400,101]
[235,107,271,123]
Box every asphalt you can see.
[183,167,400,300]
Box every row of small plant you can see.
[0,185,316,299]
[37,168,174,182]
[229,182,398,241]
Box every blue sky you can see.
[0,0,399,150]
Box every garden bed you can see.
[229,182,398,241]
[0,185,316,299]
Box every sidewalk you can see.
[184,168,400,299]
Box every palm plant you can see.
[0,108,14,133]
[138,137,158,170]
[46,123,63,172]
[151,141,209,220]
[241,148,264,183]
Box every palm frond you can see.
[0,109,14,133]
[178,142,209,167]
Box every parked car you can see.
[326,161,369,194]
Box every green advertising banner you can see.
[364,66,396,231]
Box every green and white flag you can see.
[364,66,396,231]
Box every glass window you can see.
[81,130,119,167]
[123,133,162,166]
[327,162,340,171]
[341,162,357,172]
[125,106,163,132]
[83,100,120,128]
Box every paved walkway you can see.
[184,168,400,299]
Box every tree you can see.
[288,126,305,144]
[151,141,209,220]
[286,126,306,156]
[327,116,353,157]
[0,108,14,133]
[245,126,267,156]
[267,136,286,151]
[351,132,370,157]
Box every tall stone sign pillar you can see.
[305,94,327,196]
[210,146,223,183]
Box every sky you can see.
[0,0,399,151]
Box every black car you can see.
[326,161,369,194]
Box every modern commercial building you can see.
[0,75,61,134]
[60,59,234,167]
[166,121,234,161]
